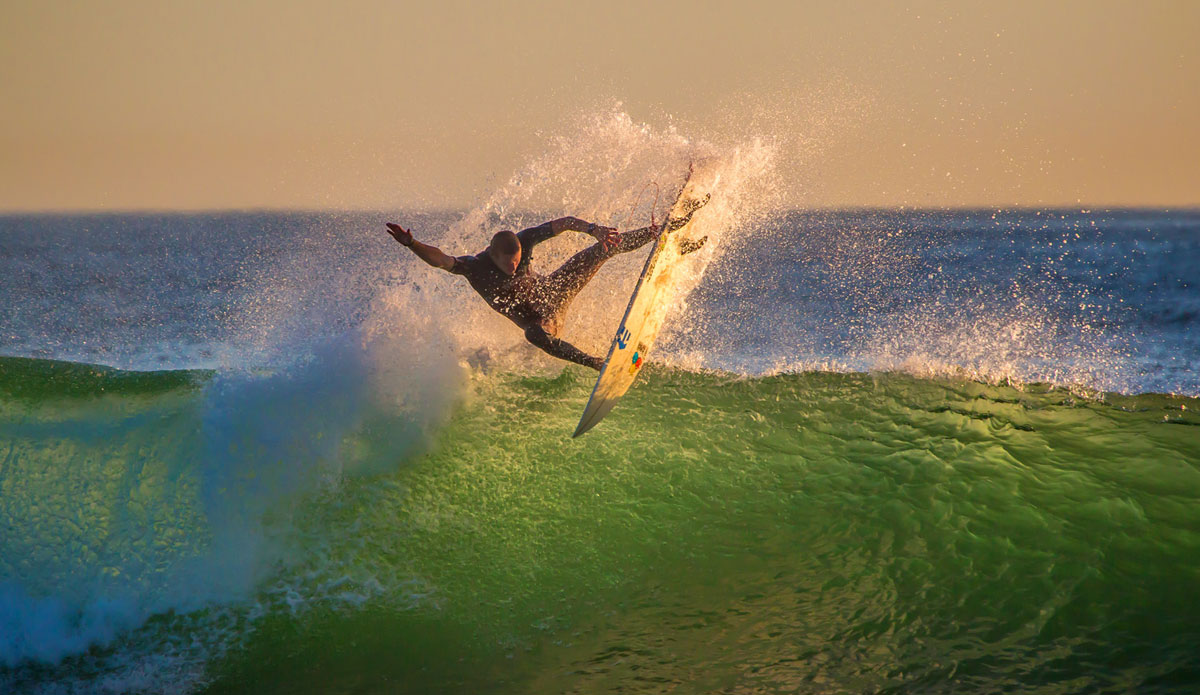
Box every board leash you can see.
[621,180,662,233]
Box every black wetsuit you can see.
[450,222,660,369]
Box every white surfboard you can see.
[573,166,711,437]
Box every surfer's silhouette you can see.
[385,205,706,370]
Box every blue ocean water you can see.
[1,208,1198,693]
[3,209,1197,393]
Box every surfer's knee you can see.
[523,324,558,349]
[588,241,619,261]
[523,324,549,345]
[524,324,601,370]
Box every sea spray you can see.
[663,208,1161,392]
[375,106,782,375]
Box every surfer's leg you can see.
[524,325,602,370]
[613,224,661,253]
[543,225,661,309]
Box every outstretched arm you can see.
[524,325,603,371]
[552,217,621,250]
[385,223,457,272]
[521,217,620,251]
[547,216,602,235]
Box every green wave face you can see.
[3,357,1200,693]
[0,358,210,597]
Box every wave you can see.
[3,355,1199,692]
[3,106,1198,692]
[0,334,460,691]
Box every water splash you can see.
[372,104,782,374]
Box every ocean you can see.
[2,205,1198,693]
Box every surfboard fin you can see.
[664,193,710,233]
[678,236,708,256]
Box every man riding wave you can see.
[385,202,706,370]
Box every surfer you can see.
[385,207,706,370]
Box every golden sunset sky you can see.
[1,0,1197,210]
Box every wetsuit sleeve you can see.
[524,325,602,370]
[448,256,472,275]
[516,221,557,250]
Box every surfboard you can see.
[572,166,711,437]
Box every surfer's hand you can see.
[591,225,619,251]
[386,223,414,247]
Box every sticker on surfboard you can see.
[572,164,713,437]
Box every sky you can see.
[1,0,1197,211]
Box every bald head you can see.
[487,230,522,275]
[490,230,520,255]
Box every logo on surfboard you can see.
[629,342,647,375]
[615,327,631,350]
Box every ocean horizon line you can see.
[2,204,1199,218]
